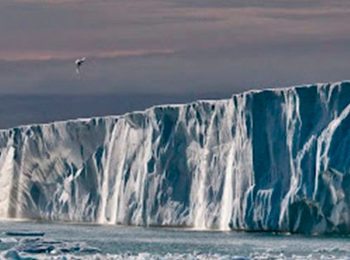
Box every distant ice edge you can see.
[1,81,350,234]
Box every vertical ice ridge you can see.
[278,89,302,229]
[0,146,15,219]
[188,103,208,229]
[98,120,118,224]
[314,102,350,200]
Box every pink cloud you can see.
[0,49,175,62]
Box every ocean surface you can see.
[0,220,349,260]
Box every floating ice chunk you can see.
[0,237,17,243]
[3,250,21,260]
[3,249,37,260]
[5,232,45,237]
[7,237,101,257]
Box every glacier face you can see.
[1,81,350,234]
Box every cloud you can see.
[168,0,350,10]
[10,0,83,4]
[0,49,175,62]
[1,0,350,96]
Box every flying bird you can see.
[75,57,86,74]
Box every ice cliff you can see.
[1,81,350,234]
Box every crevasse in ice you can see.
[1,81,350,234]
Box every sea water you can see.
[0,220,350,260]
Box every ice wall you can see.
[1,81,350,234]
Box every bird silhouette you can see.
[75,57,86,74]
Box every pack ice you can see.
[1,81,350,234]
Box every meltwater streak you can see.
[1,81,350,234]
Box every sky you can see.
[1,0,350,127]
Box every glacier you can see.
[1,81,350,234]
